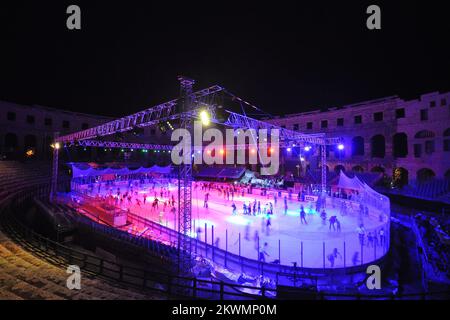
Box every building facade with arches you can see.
[0,100,112,160]
[269,91,450,183]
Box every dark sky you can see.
[1,1,449,118]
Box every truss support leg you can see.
[177,76,195,276]
[50,133,60,202]
[321,144,327,194]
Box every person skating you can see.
[245,222,250,240]
[231,203,237,215]
[284,197,288,215]
[259,242,270,262]
[320,209,327,226]
[357,224,365,246]
[379,228,385,247]
[367,232,374,247]
[335,218,341,232]
[329,215,337,231]
[300,205,307,224]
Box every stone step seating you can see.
[0,161,164,300]
[0,231,161,300]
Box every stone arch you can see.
[417,168,435,182]
[393,132,408,158]
[371,166,385,173]
[4,133,18,151]
[352,165,364,173]
[444,169,450,180]
[24,134,37,152]
[334,164,346,174]
[371,134,385,158]
[351,136,364,156]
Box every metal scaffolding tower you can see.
[177,76,195,274]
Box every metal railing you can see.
[1,182,449,299]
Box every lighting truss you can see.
[65,140,173,150]
[56,85,224,144]
[223,111,343,146]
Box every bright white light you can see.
[54,142,60,150]
[199,110,210,126]
[300,157,305,161]
[338,144,345,150]
[287,147,292,152]
[304,146,311,152]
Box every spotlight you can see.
[166,121,174,131]
[51,142,61,150]
[287,147,292,152]
[300,157,305,161]
[120,149,125,152]
[304,146,311,152]
[219,149,225,155]
[337,144,345,150]
[250,148,256,154]
[199,110,210,126]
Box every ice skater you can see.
[259,242,270,262]
[231,203,237,215]
[329,215,337,231]
[352,252,360,266]
[367,232,374,247]
[320,209,327,226]
[284,198,288,215]
[245,222,250,240]
[266,216,271,236]
[300,205,307,224]
[253,231,259,250]
[379,228,385,247]
[357,224,365,246]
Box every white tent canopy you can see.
[337,171,365,190]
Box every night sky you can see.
[1,1,449,118]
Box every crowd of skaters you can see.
[87,178,387,268]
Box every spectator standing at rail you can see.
[231,203,237,215]
[336,218,341,232]
[257,201,261,215]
